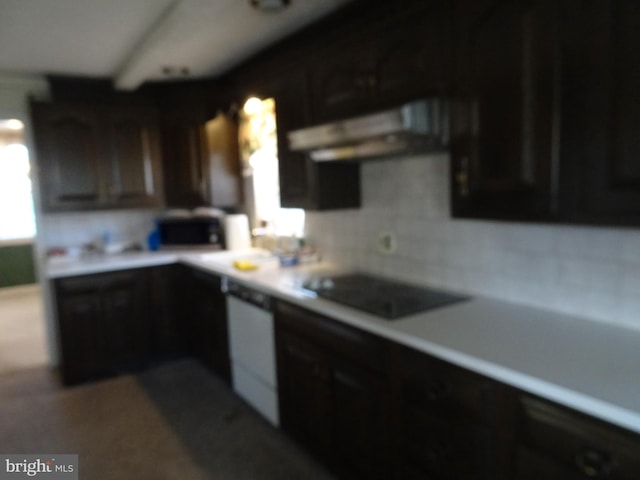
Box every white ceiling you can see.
[0,0,353,90]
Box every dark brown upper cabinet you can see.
[204,113,243,210]
[451,0,560,221]
[32,102,164,212]
[274,71,361,211]
[271,69,315,209]
[373,0,451,107]
[308,0,450,123]
[158,106,210,208]
[558,0,640,225]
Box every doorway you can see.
[0,118,47,375]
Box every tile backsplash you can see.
[305,153,640,331]
[39,209,160,252]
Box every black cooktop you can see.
[301,273,468,320]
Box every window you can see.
[0,120,36,241]
[239,98,304,238]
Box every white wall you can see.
[305,153,640,332]
[0,72,54,361]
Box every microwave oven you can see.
[157,217,224,247]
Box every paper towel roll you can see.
[225,214,251,250]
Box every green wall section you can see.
[0,243,36,287]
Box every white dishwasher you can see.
[226,279,279,426]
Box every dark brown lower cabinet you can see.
[390,344,515,480]
[277,305,640,480]
[275,301,390,480]
[54,268,152,384]
[55,265,231,386]
[149,265,185,358]
[516,395,640,480]
[177,266,231,384]
[55,266,640,480]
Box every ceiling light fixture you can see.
[250,0,291,13]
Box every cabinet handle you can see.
[424,441,451,463]
[574,448,613,478]
[426,379,449,401]
[456,156,470,197]
[313,364,329,382]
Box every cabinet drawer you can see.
[516,447,585,480]
[395,345,499,424]
[519,396,640,479]
[401,406,493,479]
[275,301,388,373]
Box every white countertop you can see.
[46,249,640,434]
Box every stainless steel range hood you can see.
[287,98,448,161]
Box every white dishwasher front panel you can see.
[227,295,277,392]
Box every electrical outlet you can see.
[377,231,396,254]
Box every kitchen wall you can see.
[305,153,640,331]
[0,241,36,287]
[39,209,160,252]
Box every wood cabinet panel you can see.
[32,102,164,211]
[330,359,388,480]
[277,331,333,460]
[104,108,164,207]
[559,0,640,224]
[271,69,361,211]
[516,395,640,479]
[390,344,514,480]
[149,265,185,358]
[159,112,209,207]
[273,70,313,209]
[178,266,231,383]
[308,0,450,123]
[32,104,103,209]
[451,0,559,221]
[275,301,390,479]
[54,269,151,384]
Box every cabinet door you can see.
[104,107,164,208]
[100,270,151,370]
[309,36,377,123]
[277,331,332,461]
[204,113,242,209]
[273,69,361,211]
[32,103,104,211]
[149,265,185,358]
[54,268,151,384]
[517,395,640,480]
[275,301,390,478]
[331,361,389,480]
[451,0,559,221]
[375,0,450,106]
[183,268,231,383]
[55,278,108,384]
[559,0,640,225]
[391,344,514,480]
[160,111,209,208]
[274,70,313,209]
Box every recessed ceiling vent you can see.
[250,0,291,13]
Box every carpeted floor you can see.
[0,359,336,480]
